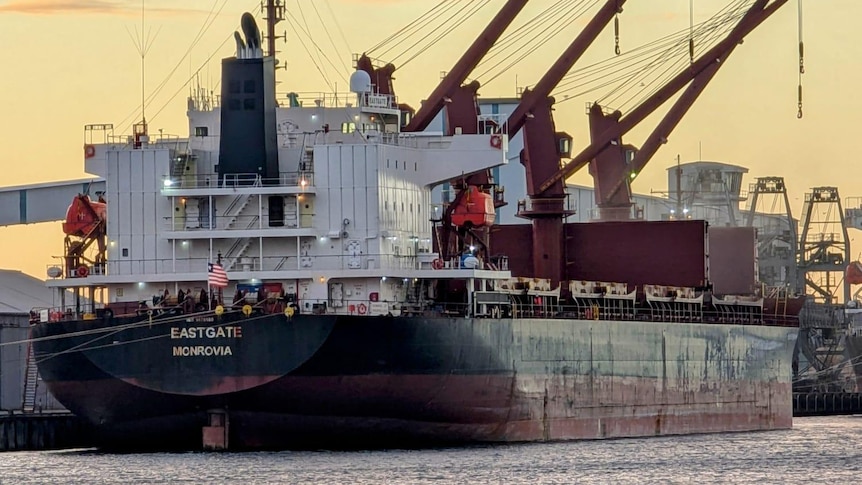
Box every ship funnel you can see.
[218,12,278,183]
[240,12,263,59]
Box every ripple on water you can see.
[2,416,861,485]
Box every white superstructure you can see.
[52,72,512,316]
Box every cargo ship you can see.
[31,1,800,450]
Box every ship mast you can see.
[262,0,285,59]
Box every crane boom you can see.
[404,0,529,133]
[601,0,788,206]
[506,0,626,140]
[538,0,787,196]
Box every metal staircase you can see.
[223,194,254,230]
[22,339,38,412]
[224,216,260,271]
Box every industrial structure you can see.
[0,270,65,412]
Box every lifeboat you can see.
[847,261,862,286]
[450,186,495,228]
[62,195,107,237]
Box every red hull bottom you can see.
[47,374,792,449]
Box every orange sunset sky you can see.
[0,0,860,279]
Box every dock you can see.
[793,392,862,417]
[0,411,94,452]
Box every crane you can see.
[430,0,627,264]
[541,0,788,218]
[404,0,529,134]
[503,0,628,284]
[511,0,787,284]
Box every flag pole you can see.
[216,252,223,307]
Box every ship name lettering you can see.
[172,345,233,357]
[170,326,243,339]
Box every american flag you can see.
[208,262,228,288]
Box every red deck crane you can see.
[404,0,529,135]
[541,0,788,219]
[512,0,787,284]
[503,0,627,284]
[429,0,629,264]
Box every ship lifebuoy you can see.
[432,258,444,270]
[76,265,89,278]
[490,134,502,149]
[84,144,96,158]
[357,303,367,315]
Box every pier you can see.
[793,392,862,417]
[0,411,94,451]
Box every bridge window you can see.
[194,127,209,137]
[243,80,255,93]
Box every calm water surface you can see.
[2,416,860,484]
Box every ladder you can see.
[22,338,38,412]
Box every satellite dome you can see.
[462,256,480,269]
[350,70,372,94]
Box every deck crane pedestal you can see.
[504,0,628,285]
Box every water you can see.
[3,416,860,484]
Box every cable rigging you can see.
[374,0,463,60]
[397,1,490,68]
[365,1,452,55]
[310,0,351,78]
[115,0,259,135]
[546,0,754,114]
[475,0,599,86]
[615,0,748,112]
[797,0,804,118]
[473,0,572,75]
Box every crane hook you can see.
[614,15,621,55]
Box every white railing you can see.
[162,172,314,190]
[58,252,497,280]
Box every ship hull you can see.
[33,312,796,450]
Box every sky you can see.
[0,0,860,279]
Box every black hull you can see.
[32,310,796,450]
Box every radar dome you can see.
[350,70,372,94]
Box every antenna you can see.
[128,0,160,139]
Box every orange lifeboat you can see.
[847,261,862,286]
[450,186,495,228]
[62,195,107,237]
